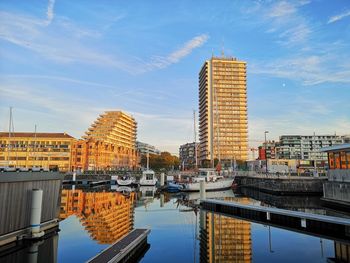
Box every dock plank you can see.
[88,229,150,263]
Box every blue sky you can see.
[0,0,350,155]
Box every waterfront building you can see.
[179,142,199,170]
[0,132,75,172]
[136,141,161,155]
[276,134,343,161]
[321,144,350,210]
[60,189,135,244]
[200,197,252,263]
[258,140,277,160]
[198,56,248,166]
[71,111,138,171]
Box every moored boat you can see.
[181,168,234,192]
[116,175,136,186]
[139,169,157,186]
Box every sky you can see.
[0,0,350,155]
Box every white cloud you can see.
[46,0,55,25]
[328,10,350,24]
[250,54,350,85]
[268,1,296,18]
[143,34,209,71]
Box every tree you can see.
[140,152,179,171]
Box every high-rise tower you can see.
[199,56,248,166]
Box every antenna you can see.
[221,38,225,57]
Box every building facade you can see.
[199,56,248,166]
[71,111,138,171]
[136,141,161,155]
[276,135,343,161]
[321,144,350,209]
[0,132,75,172]
[179,142,199,170]
[258,141,277,160]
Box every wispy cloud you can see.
[268,1,297,18]
[251,51,350,85]
[143,34,209,71]
[46,0,55,25]
[327,10,350,24]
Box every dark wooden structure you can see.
[0,172,63,246]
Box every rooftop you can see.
[320,144,350,152]
[0,132,75,139]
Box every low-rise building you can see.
[258,141,277,160]
[136,141,161,155]
[0,132,75,172]
[179,142,199,170]
[276,134,343,161]
[321,144,350,210]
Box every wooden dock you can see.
[87,229,150,263]
[201,199,350,243]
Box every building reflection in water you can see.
[200,197,252,263]
[60,189,135,244]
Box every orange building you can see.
[71,111,139,171]
[200,197,252,263]
[60,189,135,244]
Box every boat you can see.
[139,152,157,186]
[181,168,234,192]
[115,175,136,186]
[139,169,157,186]
[167,181,184,192]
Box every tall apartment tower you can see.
[199,56,248,166]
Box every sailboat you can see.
[181,91,234,192]
[139,152,157,186]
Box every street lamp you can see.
[264,131,269,176]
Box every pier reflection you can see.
[0,232,58,263]
[200,197,252,263]
[60,189,135,244]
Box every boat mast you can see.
[146,151,149,170]
[215,85,221,165]
[193,109,198,169]
[7,107,13,167]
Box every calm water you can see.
[2,185,349,263]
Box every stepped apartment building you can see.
[60,189,135,244]
[199,56,248,166]
[0,132,75,172]
[71,111,138,171]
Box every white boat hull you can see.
[139,179,157,186]
[116,179,134,186]
[182,178,234,192]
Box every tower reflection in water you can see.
[200,197,252,263]
[60,189,135,244]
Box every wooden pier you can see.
[87,229,150,263]
[201,199,350,243]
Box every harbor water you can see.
[1,185,348,263]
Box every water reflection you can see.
[60,189,135,244]
[199,198,252,263]
[0,233,58,263]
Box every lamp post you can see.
[264,131,269,176]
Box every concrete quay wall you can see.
[235,175,327,195]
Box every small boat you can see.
[113,185,134,196]
[116,175,136,186]
[139,169,157,186]
[181,168,234,192]
[167,181,184,192]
